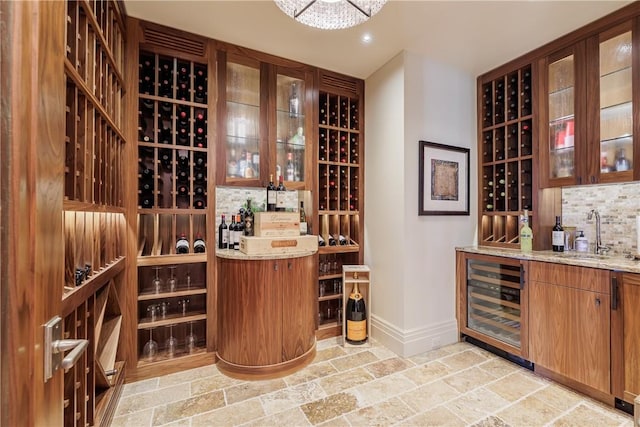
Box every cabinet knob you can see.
[288,262,292,270]
[274,263,278,271]
[595,297,601,306]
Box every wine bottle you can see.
[520,210,533,253]
[339,235,348,245]
[328,235,337,246]
[228,215,236,251]
[276,175,286,212]
[299,201,307,235]
[194,234,206,253]
[286,152,295,181]
[243,199,254,236]
[345,282,367,345]
[176,234,189,254]
[289,82,299,118]
[218,214,228,249]
[552,215,564,252]
[234,214,243,250]
[266,174,277,211]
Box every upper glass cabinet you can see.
[276,74,306,183]
[548,53,576,180]
[599,30,633,177]
[225,61,261,181]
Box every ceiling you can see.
[123,1,632,79]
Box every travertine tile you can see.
[284,361,338,387]
[550,403,624,427]
[313,346,347,363]
[441,341,475,354]
[402,360,453,386]
[329,350,378,372]
[496,395,564,426]
[122,378,159,397]
[244,406,312,427]
[445,388,511,424]
[115,383,191,417]
[345,397,414,426]
[190,372,242,396]
[224,378,287,405]
[191,398,264,426]
[316,415,351,427]
[368,344,399,361]
[443,366,498,393]
[471,415,512,427]
[316,337,341,350]
[364,357,413,378]
[399,404,466,427]
[477,357,522,379]
[529,383,583,412]
[152,390,225,425]
[318,367,374,395]
[440,350,490,371]
[399,379,460,413]
[300,392,359,425]
[408,347,452,365]
[110,408,154,427]
[260,381,326,415]
[485,371,545,402]
[351,374,416,407]
[158,364,219,388]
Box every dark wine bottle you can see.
[266,174,277,212]
[194,234,206,253]
[276,175,286,212]
[228,215,236,251]
[552,215,564,252]
[176,234,189,254]
[243,199,254,236]
[234,214,243,250]
[318,235,326,247]
[328,235,337,246]
[218,214,228,249]
[345,282,367,345]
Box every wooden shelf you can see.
[137,312,206,329]
[319,245,360,255]
[319,294,342,302]
[137,253,207,266]
[138,287,206,301]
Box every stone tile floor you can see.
[112,338,634,426]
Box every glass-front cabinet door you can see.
[218,54,265,186]
[276,73,306,186]
[595,24,633,182]
[544,44,585,187]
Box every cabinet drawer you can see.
[529,261,609,294]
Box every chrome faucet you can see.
[587,209,610,255]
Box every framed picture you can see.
[418,141,470,216]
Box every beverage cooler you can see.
[458,253,528,359]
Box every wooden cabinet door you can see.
[218,259,283,366]
[281,255,317,361]
[530,280,611,393]
[622,273,640,401]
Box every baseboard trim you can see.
[370,315,458,357]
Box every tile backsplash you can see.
[562,181,640,254]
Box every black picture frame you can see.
[418,140,470,216]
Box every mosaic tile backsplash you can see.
[562,181,640,254]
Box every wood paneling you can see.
[529,261,610,293]
[622,273,640,401]
[282,255,317,361]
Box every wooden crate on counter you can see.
[254,212,300,237]
[240,235,317,256]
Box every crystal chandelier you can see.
[274,0,387,30]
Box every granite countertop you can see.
[216,248,317,261]
[457,246,640,274]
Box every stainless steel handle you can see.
[54,339,89,370]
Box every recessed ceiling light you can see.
[362,33,372,43]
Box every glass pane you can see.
[548,54,575,180]
[227,62,260,179]
[276,74,305,183]
[600,31,632,175]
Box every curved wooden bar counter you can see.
[216,249,318,380]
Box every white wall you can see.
[365,51,477,357]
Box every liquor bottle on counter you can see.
[552,216,564,252]
[244,199,254,236]
[276,175,286,211]
[299,201,307,235]
[266,174,277,211]
[218,214,228,250]
[234,214,243,250]
[176,234,189,254]
[194,234,206,253]
[345,282,367,345]
[520,210,533,253]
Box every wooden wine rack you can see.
[479,64,535,247]
[62,2,127,425]
[316,71,365,339]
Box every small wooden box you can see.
[254,212,300,237]
[240,235,318,256]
